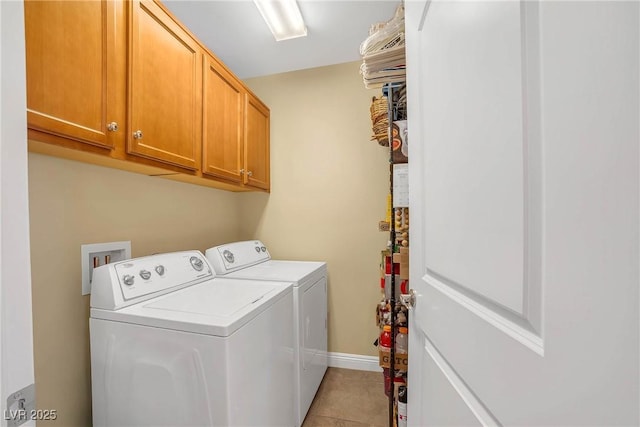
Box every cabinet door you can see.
[202,56,244,183]
[129,0,202,170]
[25,0,125,149]
[244,94,270,190]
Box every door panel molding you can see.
[423,273,544,355]
[520,0,543,333]
[422,332,501,426]
[422,0,526,313]
[422,1,543,354]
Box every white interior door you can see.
[406,1,639,425]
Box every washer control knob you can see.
[223,250,235,263]
[260,246,266,252]
[122,274,135,286]
[155,265,165,276]
[190,256,204,271]
[255,246,261,253]
[139,270,151,280]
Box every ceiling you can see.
[163,0,400,79]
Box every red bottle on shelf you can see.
[380,325,392,396]
[380,325,392,350]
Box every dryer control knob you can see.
[223,250,235,263]
[260,246,266,252]
[190,256,204,271]
[155,265,165,276]
[122,274,135,286]
[139,270,151,280]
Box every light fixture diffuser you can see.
[254,0,307,41]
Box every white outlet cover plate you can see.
[81,241,131,295]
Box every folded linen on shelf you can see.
[359,4,406,88]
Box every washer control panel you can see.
[205,240,270,275]
[114,251,212,301]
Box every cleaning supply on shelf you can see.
[394,326,409,371]
[380,324,393,395]
[398,385,407,427]
[396,327,408,355]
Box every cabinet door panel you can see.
[202,57,243,183]
[129,0,201,170]
[25,0,124,149]
[244,94,270,190]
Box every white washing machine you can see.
[90,250,294,427]
[205,241,327,427]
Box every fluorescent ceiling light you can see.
[254,0,307,41]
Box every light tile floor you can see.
[302,368,389,427]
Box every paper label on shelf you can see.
[393,164,409,207]
[379,349,409,371]
[392,120,409,164]
[400,247,409,280]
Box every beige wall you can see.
[242,61,389,357]
[27,153,242,426]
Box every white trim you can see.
[1,2,36,425]
[0,0,4,420]
[327,352,382,372]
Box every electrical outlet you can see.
[6,383,35,427]
[81,241,131,295]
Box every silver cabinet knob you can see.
[133,130,143,139]
[400,289,416,309]
[247,171,253,177]
[107,122,119,132]
[239,169,245,175]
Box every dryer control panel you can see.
[205,240,271,275]
[91,251,213,310]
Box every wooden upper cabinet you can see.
[128,0,202,170]
[202,56,244,183]
[244,94,270,191]
[24,0,125,149]
[25,0,271,191]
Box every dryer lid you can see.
[225,260,326,285]
[205,240,271,275]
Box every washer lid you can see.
[225,260,326,286]
[146,280,273,316]
[90,278,292,337]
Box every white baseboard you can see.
[327,352,382,372]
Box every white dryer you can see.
[205,241,327,427]
[90,250,294,427]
